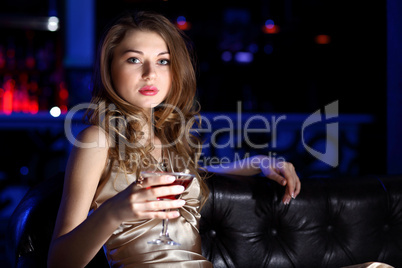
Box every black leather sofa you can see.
[6,173,402,267]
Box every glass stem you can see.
[161,218,169,237]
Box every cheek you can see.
[111,66,128,93]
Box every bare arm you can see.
[204,154,301,204]
[48,126,187,267]
[204,155,265,176]
[47,126,116,267]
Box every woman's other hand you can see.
[258,156,301,205]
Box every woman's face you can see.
[111,30,172,111]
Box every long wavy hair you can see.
[85,10,208,204]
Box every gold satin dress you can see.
[90,167,213,268]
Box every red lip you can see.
[139,86,159,96]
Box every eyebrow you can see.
[122,49,170,56]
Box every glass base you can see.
[147,235,181,246]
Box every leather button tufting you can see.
[327,225,333,232]
[383,224,389,231]
[271,229,277,236]
[209,230,216,237]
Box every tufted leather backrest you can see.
[6,173,402,267]
[200,174,402,268]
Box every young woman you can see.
[48,11,300,267]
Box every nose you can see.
[142,62,156,81]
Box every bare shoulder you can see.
[66,125,110,180]
[54,126,111,240]
[75,125,110,149]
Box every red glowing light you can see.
[59,88,69,100]
[2,79,15,114]
[4,79,15,91]
[60,105,68,114]
[176,22,191,31]
[13,91,21,113]
[3,90,13,115]
[263,25,280,34]
[315,35,331,44]
[22,96,30,113]
[29,98,39,114]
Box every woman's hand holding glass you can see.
[140,172,194,246]
[105,174,186,225]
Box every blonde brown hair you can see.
[85,11,208,203]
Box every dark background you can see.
[95,0,386,114]
[0,0,399,265]
[0,0,388,112]
[0,0,388,178]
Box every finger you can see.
[277,162,299,204]
[145,185,185,200]
[134,200,185,219]
[134,199,186,212]
[282,192,292,205]
[266,171,287,186]
[294,174,301,197]
[291,170,301,198]
[264,167,291,204]
[281,182,293,204]
[139,174,176,188]
[152,175,176,186]
[282,176,300,204]
[262,164,287,186]
[278,164,296,197]
[145,210,181,219]
[285,178,301,203]
[282,182,293,204]
[134,208,182,220]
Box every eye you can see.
[158,59,170,65]
[127,57,141,64]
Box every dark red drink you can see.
[141,172,194,200]
[159,177,193,200]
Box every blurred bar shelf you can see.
[0,112,374,129]
[0,113,72,130]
